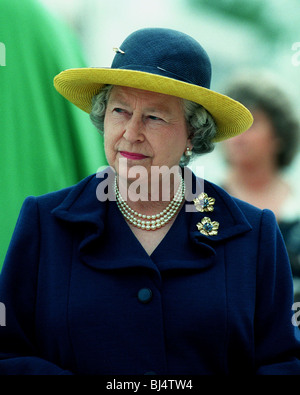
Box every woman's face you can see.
[104,86,191,183]
[223,109,280,169]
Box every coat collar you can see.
[52,167,252,270]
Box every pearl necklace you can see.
[115,176,185,231]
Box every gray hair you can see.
[90,85,217,166]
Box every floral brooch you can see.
[196,217,220,236]
[194,193,219,236]
[193,193,215,213]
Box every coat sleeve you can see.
[0,197,73,375]
[255,209,300,374]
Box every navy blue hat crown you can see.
[111,28,212,89]
[54,27,253,141]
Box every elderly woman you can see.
[222,75,300,302]
[0,28,299,375]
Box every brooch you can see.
[193,193,215,212]
[196,217,219,236]
[113,47,125,54]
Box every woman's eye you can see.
[148,115,163,121]
[113,108,125,114]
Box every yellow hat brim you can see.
[54,68,253,142]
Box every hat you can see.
[54,28,253,142]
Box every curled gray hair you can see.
[90,85,217,166]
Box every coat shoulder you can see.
[30,173,98,210]
[204,179,276,226]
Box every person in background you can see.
[0,28,300,375]
[222,74,300,302]
[0,0,107,269]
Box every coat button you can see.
[137,288,153,304]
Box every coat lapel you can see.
[52,168,157,271]
[187,173,253,246]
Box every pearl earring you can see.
[185,147,192,157]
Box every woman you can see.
[222,75,300,302]
[0,28,299,375]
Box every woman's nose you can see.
[123,115,145,143]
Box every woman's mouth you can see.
[119,151,148,160]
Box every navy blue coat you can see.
[1,168,300,375]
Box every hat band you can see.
[115,64,208,88]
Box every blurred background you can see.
[1,0,300,268]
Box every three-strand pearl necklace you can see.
[114,176,185,231]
